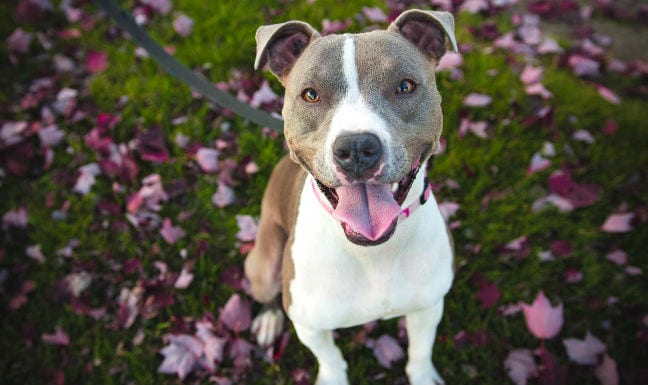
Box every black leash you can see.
[92,0,284,133]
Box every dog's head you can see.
[255,10,457,245]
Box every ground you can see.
[1,1,647,385]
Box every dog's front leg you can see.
[294,323,349,385]
[405,301,445,385]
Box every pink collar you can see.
[310,177,432,224]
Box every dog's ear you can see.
[254,21,321,82]
[388,10,458,62]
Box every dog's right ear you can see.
[254,21,321,82]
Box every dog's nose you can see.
[333,133,383,178]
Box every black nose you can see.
[333,133,383,178]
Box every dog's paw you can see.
[406,362,445,385]
[251,305,284,347]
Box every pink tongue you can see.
[332,184,402,241]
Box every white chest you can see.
[287,177,454,330]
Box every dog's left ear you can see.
[388,9,458,62]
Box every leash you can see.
[92,0,284,133]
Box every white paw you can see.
[315,366,349,385]
[407,362,445,385]
[251,306,284,347]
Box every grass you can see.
[1,0,647,384]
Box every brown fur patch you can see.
[244,157,307,310]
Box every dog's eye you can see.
[302,88,320,103]
[396,79,416,94]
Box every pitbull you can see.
[244,9,457,385]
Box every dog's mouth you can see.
[315,160,421,246]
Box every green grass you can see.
[1,1,647,384]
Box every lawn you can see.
[1,0,647,384]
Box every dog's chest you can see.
[286,178,454,330]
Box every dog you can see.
[244,9,457,385]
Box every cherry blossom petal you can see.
[249,81,280,108]
[211,183,236,208]
[436,51,463,72]
[438,202,460,220]
[594,354,619,385]
[597,85,621,104]
[362,6,388,23]
[41,326,70,346]
[605,249,628,265]
[73,163,101,195]
[527,152,551,174]
[504,349,537,385]
[563,332,606,365]
[235,215,258,242]
[219,294,252,332]
[520,291,563,339]
[3,206,29,228]
[367,334,405,369]
[463,93,492,107]
[572,129,595,144]
[601,212,634,233]
[195,147,219,173]
[520,65,543,84]
[86,50,108,73]
[157,334,202,379]
[173,14,194,37]
[160,218,185,244]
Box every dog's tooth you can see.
[392,183,399,192]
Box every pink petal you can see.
[157,334,202,379]
[438,202,460,220]
[160,218,185,244]
[601,212,634,233]
[520,65,543,84]
[41,326,70,346]
[460,0,490,13]
[527,152,551,174]
[195,147,219,173]
[362,6,388,23]
[7,28,33,53]
[463,93,492,107]
[142,0,172,15]
[597,85,621,104]
[321,18,352,35]
[249,81,279,108]
[219,294,252,332]
[436,51,463,72]
[476,281,501,309]
[3,206,29,228]
[211,184,236,208]
[174,265,194,289]
[563,332,606,365]
[235,215,258,242]
[572,129,595,144]
[537,38,563,54]
[504,349,537,385]
[605,249,628,265]
[525,83,553,98]
[73,163,101,195]
[594,354,619,385]
[520,291,563,339]
[25,244,45,262]
[368,334,405,369]
[567,54,599,77]
[86,50,108,73]
[38,124,65,147]
[173,14,193,37]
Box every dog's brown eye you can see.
[396,79,416,94]
[302,88,320,102]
